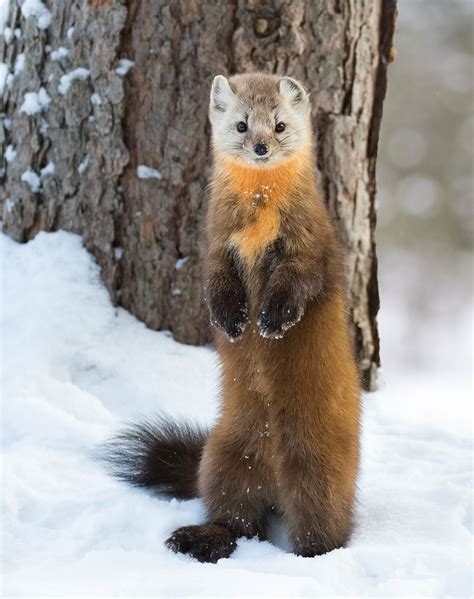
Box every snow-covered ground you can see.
[1,231,472,597]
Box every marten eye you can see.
[275,122,286,133]
[237,121,247,133]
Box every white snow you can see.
[1,231,472,597]
[137,164,162,180]
[116,58,135,76]
[0,62,8,94]
[3,197,15,215]
[0,1,10,32]
[50,46,69,61]
[20,0,52,30]
[14,52,25,74]
[40,161,55,177]
[5,72,13,89]
[175,256,189,270]
[58,68,90,95]
[78,154,90,174]
[19,87,51,115]
[67,26,75,40]
[3,25,13,44]
[20,169,41,192]
[5,144,17,163]
[91,93,102,106]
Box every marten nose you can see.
[254,143,268,156]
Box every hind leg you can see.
[200,421,274,534]
[278,456,356,557]
[166,380,276,562]
[269,380,359,555]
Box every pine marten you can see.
[103,73,360,563]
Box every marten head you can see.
[209,73,312,167]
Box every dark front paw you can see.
[207,278,249,342]
[257,288,304,340]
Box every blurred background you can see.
[376,0,473,378]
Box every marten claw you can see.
[257,298,304,339]
[208,291,249,341]
[210,309,249,342]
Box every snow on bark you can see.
[5,144,16,162]
[115,58,134,76]
[0,62,7,93]
[50,47,68,61]
[21,168,41,192]
[137,165,162,180]
[57,67,90,95]
[19,88,50,114]
[20,0,52,30]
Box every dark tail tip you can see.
[99,415,208,500]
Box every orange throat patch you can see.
[230,201,281,266]
[219,152,309,265]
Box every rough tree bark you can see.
[0,0,396,390]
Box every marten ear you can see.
[210,75,235,117]
[279,77,309,108]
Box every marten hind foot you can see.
[165,524,238,563]
[293,534,347,558]
[285,504,355,558]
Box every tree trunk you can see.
[0,0,396,390]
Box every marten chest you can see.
[229,187,281,266]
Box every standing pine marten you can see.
[103,73,360,563]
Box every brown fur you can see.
[186,73,360,559]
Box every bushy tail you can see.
[100,416,208,500]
